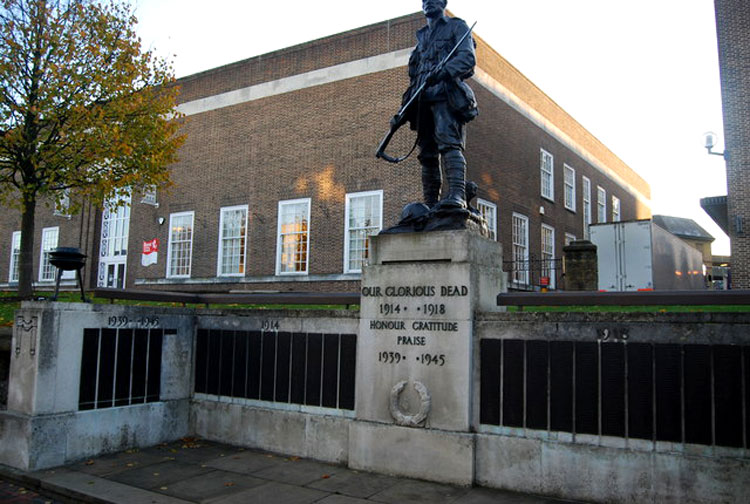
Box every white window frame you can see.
[563,164,576,212]
[597,186,607,223]
[39,227,59,282]
[582,176,592,239]
[9,231,21,283]
[511,213,530,286]
[540,149,554,201]
[541,224,556,289]
[344,190,383,274]
[167,211,195,279]
[612,195,621,222]
[564,233,577,246]
[276,198,311,276]
[217,205,249,277]
[477,198,498,241]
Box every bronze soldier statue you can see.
[398,0,478,209]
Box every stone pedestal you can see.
[350,231,505,485]
[562,240,598,291]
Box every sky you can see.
[132,0,729,255]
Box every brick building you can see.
[703,0,750,288]
[0,12,651,293]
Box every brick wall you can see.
[0,12,651,294]
[715,0,750,288]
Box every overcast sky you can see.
[133,0,729,254]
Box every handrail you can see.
[497,290,750,307]
[93,288,360,307]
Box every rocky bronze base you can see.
[381,202,490,238]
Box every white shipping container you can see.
[590,220,705,291]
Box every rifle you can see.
[375,21,476,164]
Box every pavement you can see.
[0,438,583,504]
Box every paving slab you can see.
[38,469,191,503]
[142,440,244,465]
[203,449,285,474]
[73,449,167,477]
[306,468,400,498]
[316,494,372,504]
[2,439,588,504]
[106,460,214,490]
[250,458,341,486]
[368,478,470,504]
[209,481,329,504]
[0,478,64,504]
[152,469,266,503]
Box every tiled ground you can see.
[10,439,582,504]
[0,479,63,504]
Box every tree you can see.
[0,0,184,298]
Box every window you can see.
[218,205,248,276]
[540,149,554,201]
[541,224,556,289]
[167,212,194,278]
[53,189,71,218]
[477,199,498,241]
[511,213,529,286]
[582,176,592,239]
[597,186,607,223]
[564,233,577,246]
[344,191,382,273]
[39,227,59,282]
[98,194,131,288]
[9,231,21,283]
[277,198,310,275]
[564,165,576,211]
[612,196,621,222]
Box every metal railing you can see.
[79,327,166,410]
[497,289,750,308]
[194,329,356,412]
[502,256,563,291]
[93,288,360,308]
[480,337,749,450]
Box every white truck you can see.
[589,220,705,291]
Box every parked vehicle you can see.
[590,220,705,291]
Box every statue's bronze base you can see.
[381,202,490,238]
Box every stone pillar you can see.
[349,231,505,485]
[562,240,598,291]
[1,302,194,471]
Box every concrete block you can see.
[0,411,30,469]
[370,231,503,267]
[192,400,349,464]
[304,414,349,463]
[540,441,654,503]
[652,451,750,504]
[474,434,543,495]
[357,261,475,432]
[348,421,474,486]
[64,400,190,470]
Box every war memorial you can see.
[1,1,749,502]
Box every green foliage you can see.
[0,0,185,296]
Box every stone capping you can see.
[370,230,503,265]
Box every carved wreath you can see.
[389,380,431,427]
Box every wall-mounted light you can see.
[157,217,165,225]
[704,131,728,160]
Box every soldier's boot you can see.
[420,157,442,209]
[438,149,467,209]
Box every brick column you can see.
[715,0,750,287]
